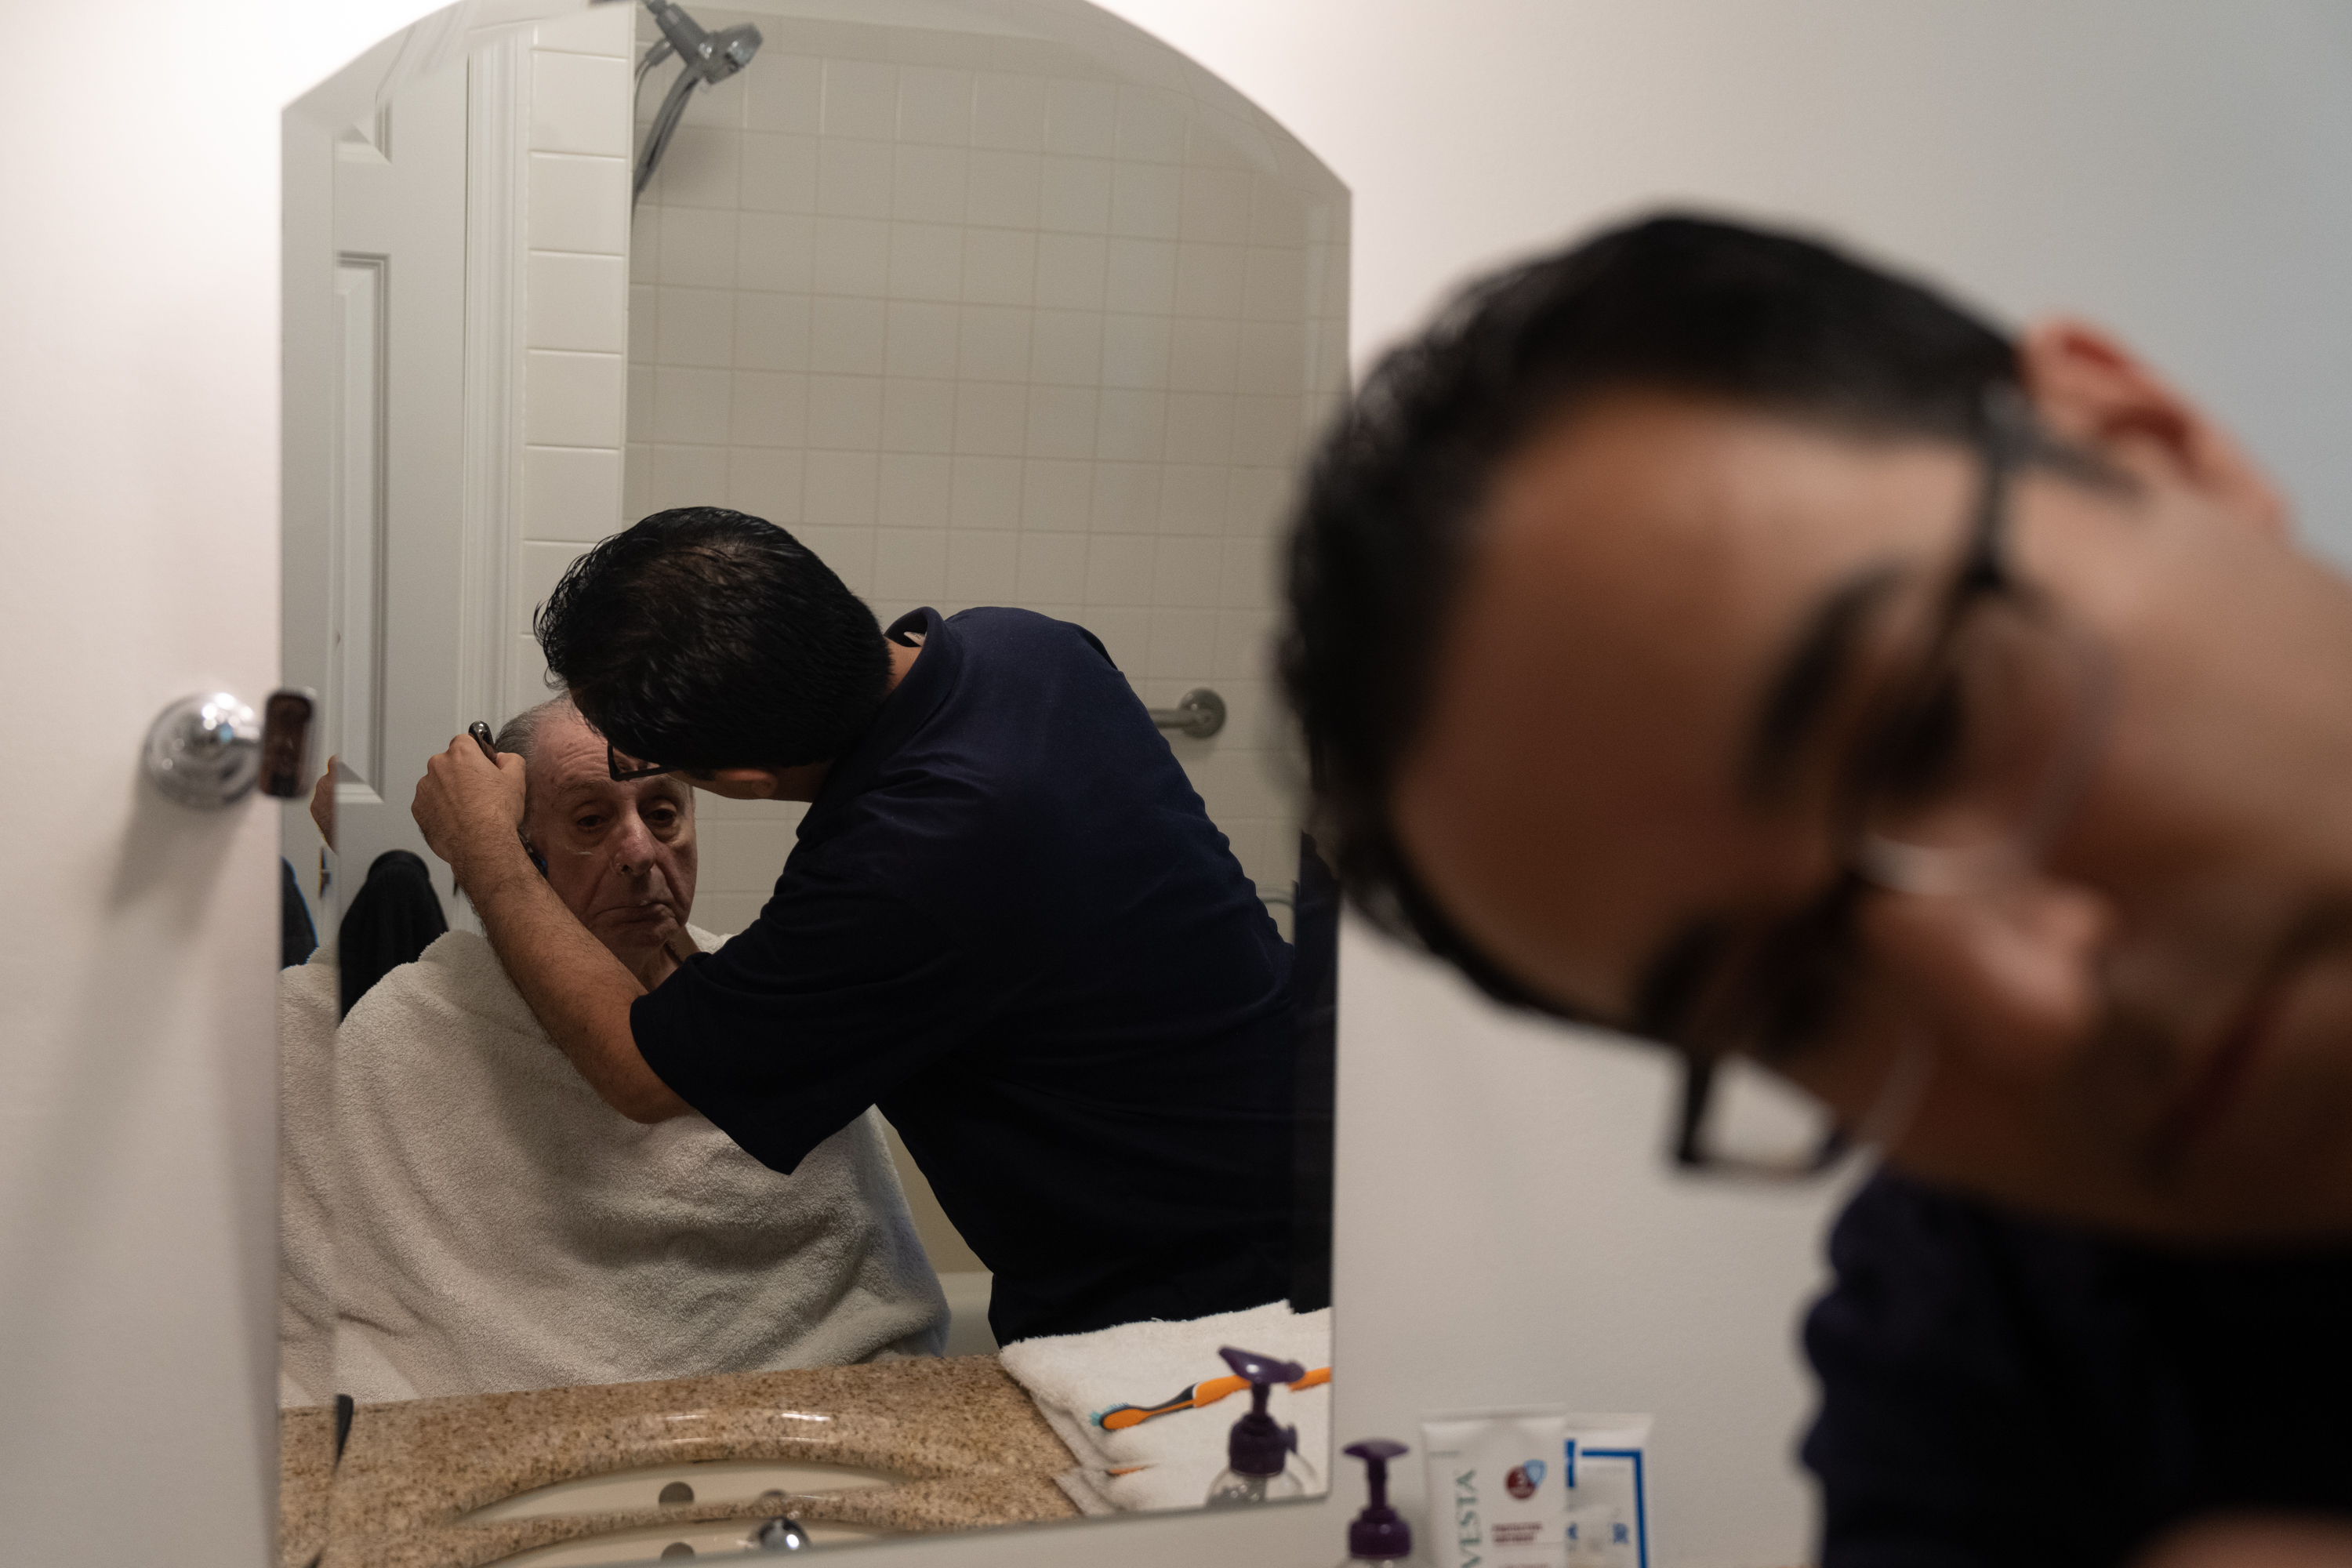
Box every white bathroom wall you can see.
[1110,0,2352,572]
[614,2,1347,935]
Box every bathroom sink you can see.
[486,1518,891,1566]
[466,1457,903,1522]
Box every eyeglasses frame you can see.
[1674,394,2117,1178]
[607,741,678,783]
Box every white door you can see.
[281,57,471,926]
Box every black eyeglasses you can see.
[1673,397,2118,1178]
[607,742,678,783]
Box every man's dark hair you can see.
[536,506,889,771]
[1279,212,2020,1007]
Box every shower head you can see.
[633,0,764,205]
[641,1,761,87]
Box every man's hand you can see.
[412,734,528,891]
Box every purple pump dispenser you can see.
[1341,1440,1411,1563]
[1219,1345,1306,1475]
[1203,1345,1311,1507]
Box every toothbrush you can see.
[1094,1365,1330,1431]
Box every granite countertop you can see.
[281,1403,342,1568]
[307,1354,1080,1568]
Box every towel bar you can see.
[1149,688,1225,739]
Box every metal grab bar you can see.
[1149,688,1226,739]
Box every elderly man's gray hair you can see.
[493,696,576,765]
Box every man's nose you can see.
[1857,873,2115,1079]
[609,812,659,876]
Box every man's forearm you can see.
[463,839,691,1123]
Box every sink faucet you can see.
[751,1515,809,1552]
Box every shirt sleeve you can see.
[630,864,977,1175]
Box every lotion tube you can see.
[1422,1410,1573,1568]
[1563,1414,1653,1567]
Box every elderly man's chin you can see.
[593,903,688,960]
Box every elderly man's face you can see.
[1392,354,2352,1245]
[523,708,698,969]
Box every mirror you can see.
[278,2,1345,1560]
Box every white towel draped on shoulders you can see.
[318,926,946,1403]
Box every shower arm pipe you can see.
[633,0,709,192]
[635,35,674,88]
[633,68,699,202]
[633,0,697,89]
[642,0,715,71]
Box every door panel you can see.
[284,58,470,923]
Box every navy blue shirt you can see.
[632,608,1298,1343]
[1806,1172,2352,1568]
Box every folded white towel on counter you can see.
[322,927,948,1402]
[999,1298,1330,1514]
[278,942,342,1409]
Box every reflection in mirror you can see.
[278,2,1346,1563]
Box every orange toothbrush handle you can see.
[1098,1374,1247,1430]
[1096,1367,1331,1432]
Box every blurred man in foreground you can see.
[1282,214,2352,1566]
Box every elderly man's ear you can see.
[2017,319,2288,538]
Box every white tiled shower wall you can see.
[488,5,1347,935]
[514,5,633,706]
[619,6,1349,938]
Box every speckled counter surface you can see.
[282,1403,342,1568]
[310,1355,1080,1568]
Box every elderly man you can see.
[1282,215,2352,1566]
[284,697,945,1404]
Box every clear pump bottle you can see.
[1203,1346,1316,1507]
[1336,1439,1411,1566]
